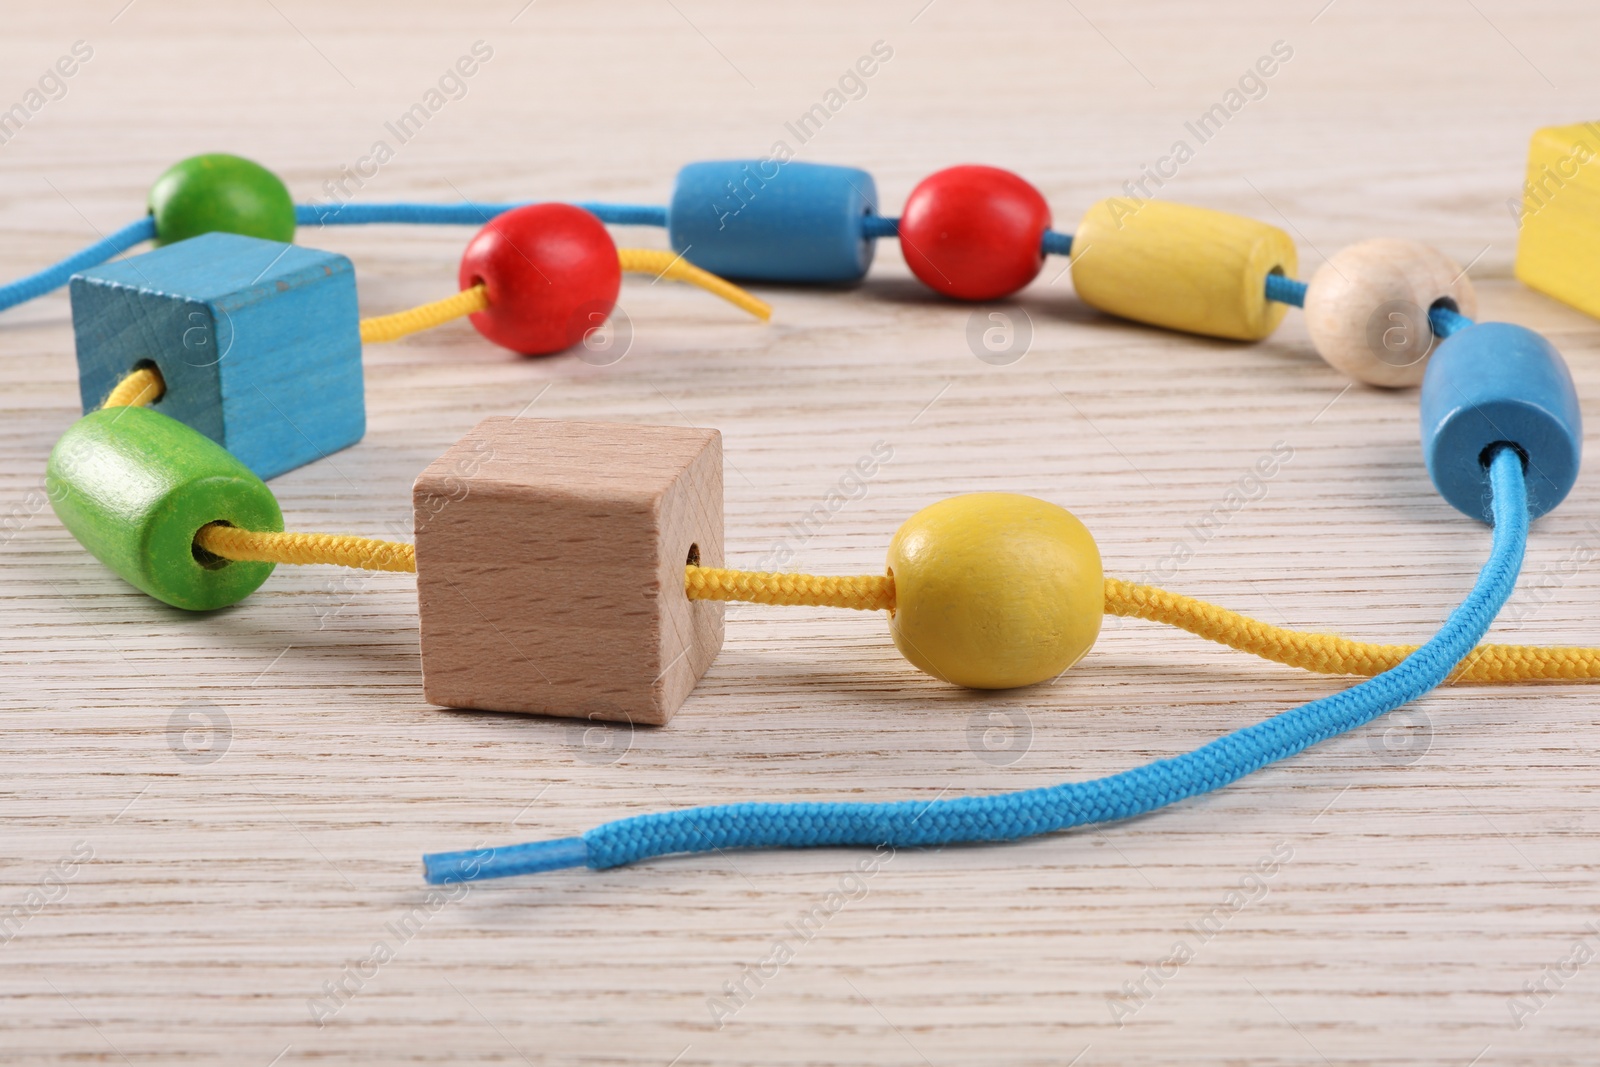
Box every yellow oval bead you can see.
[1069,199,1297,341]
[886,493,1103,689]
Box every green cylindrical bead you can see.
[147,153,297,247]
[48,406,284,610]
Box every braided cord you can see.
[295,201,669,228]
[0,216,156,314]
[359,284,489,344]
[195,524,416,573]
[616,249,771,321]
[0,203,671,316]
[100,364,165,408]
[1261,272,1476,343]
[1264,272,1307,306]
[356,249,768,345]
[183,499,1600,684]
[1430,303,1474,338]
[423,448,1529,879]
[1106,578,1600,682]
[685,565,893,611]
[861,214,899,239]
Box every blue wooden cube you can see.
[70,231,364,481]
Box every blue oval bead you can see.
[668,160,879,283]
[1420,322,1581,522]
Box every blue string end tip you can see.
[422,836,591,885]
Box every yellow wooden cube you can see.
[1513,121,1600,319]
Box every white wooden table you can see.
[2,2,1598,1063]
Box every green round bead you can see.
[147,153,296,247]
[48,406,284,610]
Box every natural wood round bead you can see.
[1303,239,1478,388]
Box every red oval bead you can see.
[898,166,1051,301]
[458,204,622,355]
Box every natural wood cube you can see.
[413,417,724,724]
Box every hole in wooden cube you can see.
[70,231,365,480]
[413,417,724,725]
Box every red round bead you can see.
[458,203,622,355]
[898,165,1051,301]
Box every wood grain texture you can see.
[413,417,723,724]
[1304,239,1478,387]
[69,232,366,480]
[1,2,1599,1064]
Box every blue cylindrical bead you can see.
[668,160,879,283]
[1420,322,1581,522]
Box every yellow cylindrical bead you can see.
[886,493,1103,690]
[1069,199,1298,341]
[1303,239,1477,388]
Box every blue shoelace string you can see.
[0,216,156,314]
[423,445,1527,882]
[1262,272,1473,339]
[0,205,1517,881]
[294,201,669,228]
[0,204,1472,336]
[0,204,666,313]
[1,206,1077,313]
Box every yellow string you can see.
[101,365,164,408]
[359,284,490,344]
[188,529,1600,684]
[617,249,772,321]
[684,565,894,611]
[1103,577,1600,683]
[356,252,769,345]
[194,524,417,573]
